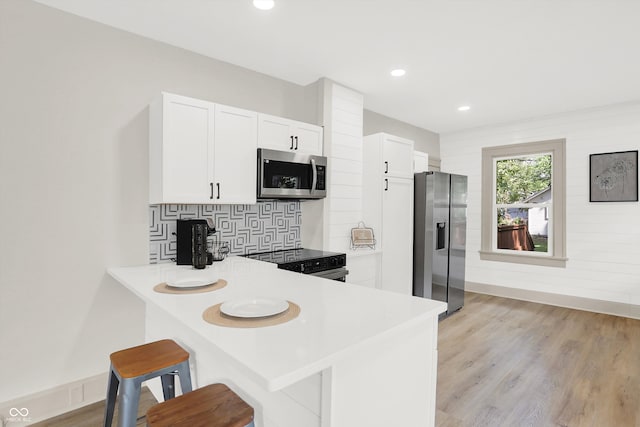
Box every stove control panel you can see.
[279,254,347,274]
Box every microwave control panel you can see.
[316,166,326,190]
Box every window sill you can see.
[479,251,567,268]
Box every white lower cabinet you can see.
[149,92,257,204]
[381,177,414,294]
[345,252,380,288]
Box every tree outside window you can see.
[495,154,552,253]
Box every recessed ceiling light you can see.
[253,0,274,10]
[457,105,471,112]
[390,69,406,77]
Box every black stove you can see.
[244,248,348,281]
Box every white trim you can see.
[467,281,640,319]
[0,373,108,424]
[478,250,567,267]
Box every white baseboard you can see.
[0,372,108,425]
[466,281,640,320]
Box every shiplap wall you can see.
[325,83,365,252]
[441,102,640,305]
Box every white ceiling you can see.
[34,0,640,133]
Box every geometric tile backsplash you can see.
[149,201,302,263]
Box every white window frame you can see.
[480,139,567,267]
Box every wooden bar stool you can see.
[103,339,192,427]
[146,383,255,427]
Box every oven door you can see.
[258,148,327,199]
[309,267,349,282]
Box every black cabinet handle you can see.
[384,178,389,191]
[384,161,389,174]
[216,183,220,200]
[210,182,214,199]
[290,136,294,150]
[294,136,298,150]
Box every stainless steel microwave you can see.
[257,148,327,199]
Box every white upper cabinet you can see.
[414,151,429,173]
[149,93,214,204]
[381,134,414,178]
[213,104,257,204]
[258,113,323,155]
[149,92,257,204]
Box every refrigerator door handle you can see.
[436,221,447,250]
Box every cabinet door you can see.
[214,104,258,204]
[383,135,414,178]
[381,177,414,295]
[258,113,323,155]
[346,253,381,289]
[293,122,323,155]
[258,113,295,151]
[161,94,214,203]
[413,151,429,173]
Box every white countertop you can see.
[108,256,446,392]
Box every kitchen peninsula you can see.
[109,257,446,427]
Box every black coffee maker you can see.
[176,219,216,268]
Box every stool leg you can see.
[118,377,142,427]
[103,367,119,427]
[175,360,193,394]
[160,373,175,400]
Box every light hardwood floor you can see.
[31,387,157,427]
[34,292,640,426]
[436,292,640,427]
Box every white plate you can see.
[220,298,289,318]
[166,278,216,289]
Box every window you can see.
[495,154,551,254]
[481,139,567,267]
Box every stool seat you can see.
[110,339,189,378]
[146,383,254,427]
[104,339,192,427]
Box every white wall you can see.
[441,103,640,306]
[0,0,319,404]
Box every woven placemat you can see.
[202,301,300,328]
[153,279,228,294]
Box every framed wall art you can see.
[589,150,638,202]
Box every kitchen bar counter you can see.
[109,256,446,427]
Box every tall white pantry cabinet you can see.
[363,133,415,295]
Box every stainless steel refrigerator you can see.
[413,171,467,317]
